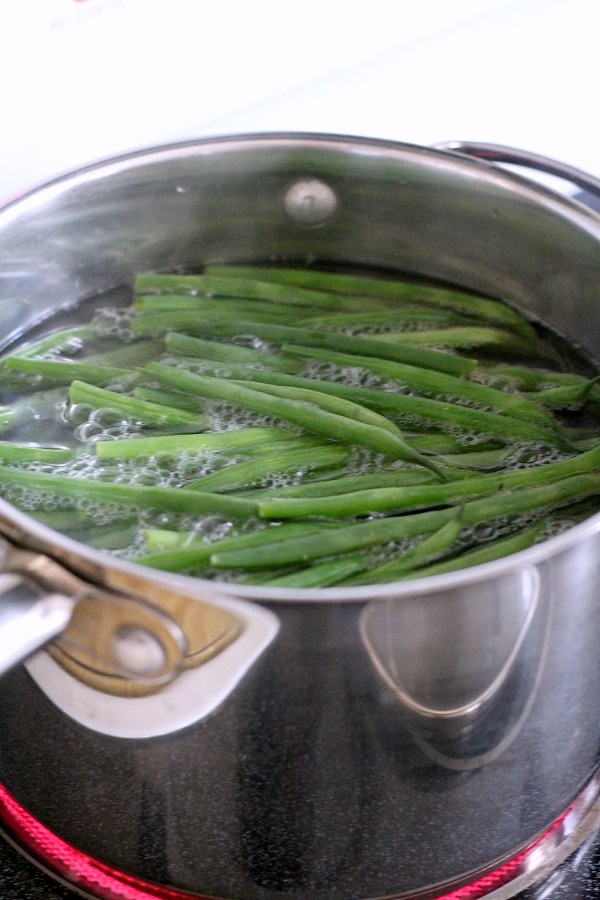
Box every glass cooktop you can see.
[0,810,599,900]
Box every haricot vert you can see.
[0,265,598,587]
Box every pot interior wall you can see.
[2,135,600,360]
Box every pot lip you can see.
[4,129,600,231]
[5,495,600,605]
[0,131,428,213]
[3,130,600,604]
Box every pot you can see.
[0,134,600,899]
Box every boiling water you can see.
[0,273,598,585]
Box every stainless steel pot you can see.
[1,133,600,899]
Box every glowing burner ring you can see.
[0,782,204,900]
[0,773,599,900]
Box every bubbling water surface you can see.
[0,272,598,585]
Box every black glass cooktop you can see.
[1,813,599,900]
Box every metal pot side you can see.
[0,134,599,899]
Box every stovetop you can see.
[0,811,599,900]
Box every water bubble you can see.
[472,522,498,541]
[92,308,134,342]
[90,407,128,428]
[74,421,104,442]
[63,403,94,425]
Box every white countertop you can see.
[0,0,598,200]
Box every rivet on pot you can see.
[284,178,338,226]
[110,624,167,679]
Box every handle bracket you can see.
[433,140,600,200]
[0,536,188,685]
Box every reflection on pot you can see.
[360,565,552,769]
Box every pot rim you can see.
[4,490,600,605]
[6,129,600,231]
[3,130,600,604]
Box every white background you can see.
[0,0,598,201]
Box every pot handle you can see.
[0,574,74,676]
[432,141,600,200]
[0,536,188,685]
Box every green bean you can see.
[527,377,600,411]
[211,473,600,569]
[0,442,74,465]
[386,432,494,455]
[83,341,159,368]
[94,426,297,460]
[141,364,447,477]
[173,319,475,377]
[187,444,351,493]
[151,358,566,447]
[82,520,140,551]
[135,294,287,312]
[134,273,383,312]
[257,443,600,519]
[137,521,342,573]
[476,363,586,391]
[176,343,553,458]
[143,529,200,551]
[370,325,548,357]
[3,357,135,387]
[573,434,600,451]
[436,448,520,470]
[0,464,257,519]
[68,381,207,430]
[130,305,288,336]
[208,505,449,569]
[27,509,93,531]
[282,344,556,427]
[0,326,95,364]
[133,547,224,573]
[254,476,491,519]
[232,379,405,438]
[203,265,537,336]
[164,332,299,372]
[297,308,455,329]
[259,555,370,588]
[0,260,595,589]
[132,387,205,413]
[338,516,464,585]
[322,393,564,447]
[241,468,438,500]
[400,520,550,579]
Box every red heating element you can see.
[0,783,205,900]
[0,782,581,900]
[430,808,570,900]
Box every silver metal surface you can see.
[0,576,73,677]
[1,134,600,898]
[433,140,600,199]
[0,535,187,683]
[359,564,545,768]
